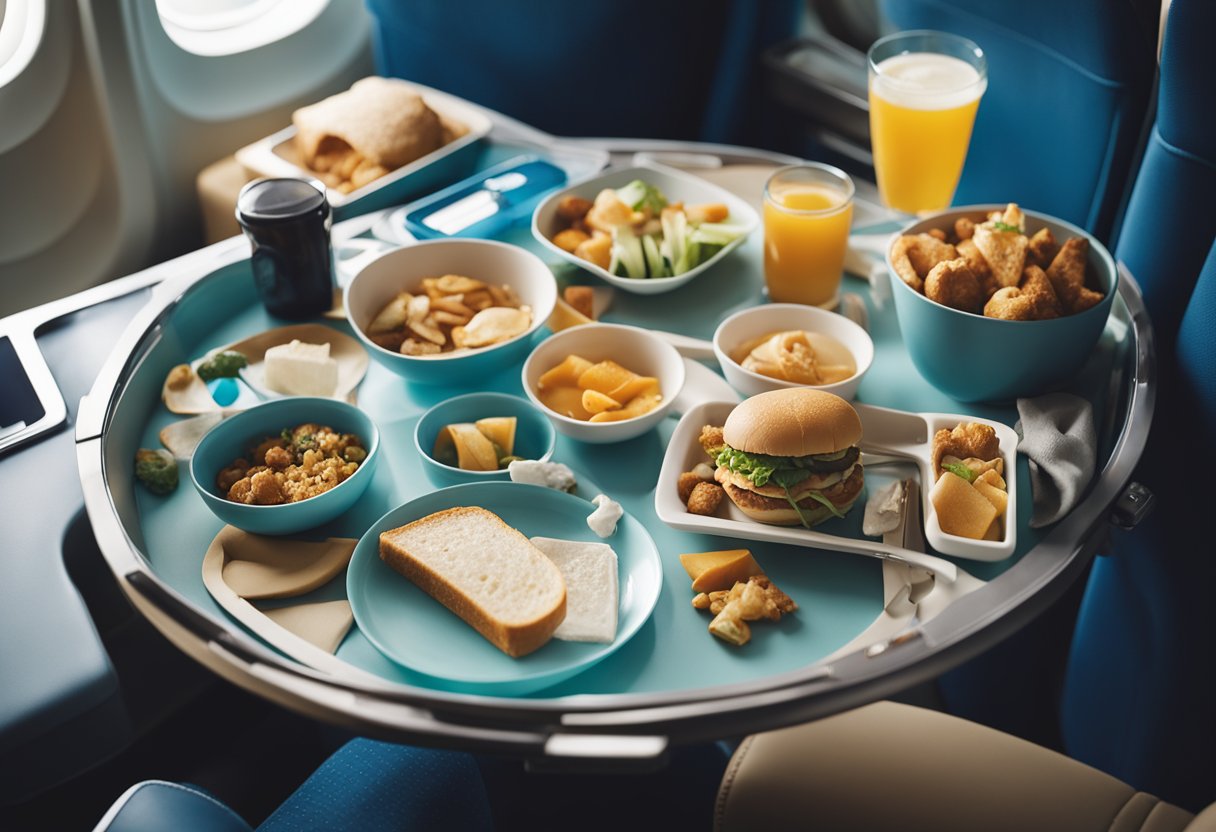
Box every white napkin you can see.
[1015,393,1097,528]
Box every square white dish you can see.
[655,401,1018,562]
[531,162,759,295]
[235,79,492,216]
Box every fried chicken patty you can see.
[723,465,864,513]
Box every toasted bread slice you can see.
[379,507,566,657]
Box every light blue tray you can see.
[129,143,1121,701]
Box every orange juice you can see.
[869,52,985,214]
[763,183,853,307]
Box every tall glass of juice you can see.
[868,30,987,215]
[763,163,854,308]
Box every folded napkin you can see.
[1015,393,1097,528]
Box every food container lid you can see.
[236,178,327,224]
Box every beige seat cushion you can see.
[716,701,1196,832]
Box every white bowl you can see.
[522,323,686,443]
[345,239,557,386]
[712,303,874,400]
[531,162,759,295]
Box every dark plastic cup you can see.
[236,178,334,319]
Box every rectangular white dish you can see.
[235,79,492,218]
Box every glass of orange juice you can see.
[868,30,987,215]
[763,163,855,308]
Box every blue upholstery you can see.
[93,780,253,832]
[362,0,800,144]
[256,738,493,832]
[1062,0,1216,811]
[879,0,1155,237]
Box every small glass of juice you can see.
[867,30,987,215]
[763,163,855,308]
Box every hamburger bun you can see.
[723,388,862,457]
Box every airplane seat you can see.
[878,0,1157,240]
[93,739,494,832]
[361,0,802,147]
[874,0,1161,752]
[715,701,1216,832]
[1063,0,1216,807]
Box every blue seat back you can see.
[880,0,1155,238]
[1062,0,1216,811]
[362,0,799,143]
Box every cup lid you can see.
[237,178,327,223]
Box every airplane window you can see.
[154,0,330,57]
[0,0,43,88]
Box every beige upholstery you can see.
[716,702,1201,832]
[197,155,255,245]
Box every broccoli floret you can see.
[135,448,178,495]
[197,350,248,382]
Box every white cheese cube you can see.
[263,340,339,397]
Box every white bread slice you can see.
[530,537,618,644]
[379,507,566,657]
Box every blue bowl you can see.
[887,206,1118,403]
[190,397,380,535]
[414,392,556,487]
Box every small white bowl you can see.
[531,162,759,295]
[712,303,874,400]
[345,239,557,386]
[522,323,686,443]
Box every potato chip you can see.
[474,417,516,457]
[369,292,411,333]
[431,296,474,317]
[409,319,446,346]
[458,306,531,348]
[431,310,471,326]
[577,360,636,395]
[463,289,494,310]
[434,423,498,471]
[582,389,622,414]
[436,274,485,294]
[399,338,441,356]
[539,354,594,389]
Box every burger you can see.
[704,388,863,528]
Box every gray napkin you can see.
[1015,393,1097,528]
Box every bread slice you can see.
[530,537,618,644]
[379,507,566,657]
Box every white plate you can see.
[531,162,759,295]
[235,79,492,211]
[655,401,1018,563]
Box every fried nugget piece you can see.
[1044,237,1103,313]
[687,482,725,516]
[889,235,925,292]
[932,423,999,480]
[677,471,703,504]
[954,217,976,241]
[905,234,959,280]
[927,228,948,242]
[699,424,726,456]
[925,257,985,314]
[973,225,1028,289]
[1019,265,1063,319]
[956,238,998,298]
[564,285,595,319]
[1026,227,1059,268]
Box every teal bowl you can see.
[414,392,556,487]
[344,239,558,387]
[189,397,380,535]
[887,206,1117,403]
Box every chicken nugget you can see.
[1046,238,1088,290]
[699,424,726,456]
[1019,265,1063,320]
[904,234,959,280]
[556,195,593,224]
[888,235,925,293]
[564,285,595,319]
[927,228,948,242]
[973,226,1028,289]
[1069,286,1105,314]
[553,228,590,253]
[954,217,976,241]
[932,423,999,479]
[687,482,725,516]
[678,471,703,504]
[984,286,1038,321]
[956,238,997,298]
[925,257,985,314]
[1026,227,1059,268]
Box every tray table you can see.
[71,111,1155,765]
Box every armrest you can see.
[92,781,252,832]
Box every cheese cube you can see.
[263,340,339,397]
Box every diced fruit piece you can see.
[564,285,594,319]
[548,299,592,332]
[574,234,612,270]
[539,354,594,390]
[581,389,621,414]
[930,472,998,540]
[553,228,590,253]
[974,479,1009,517]
[685,203,729,224]
[434,424,499,471]
[679,549,764,592]
[474,417,517,458]
[607,375,659,404]
[538,385,592,420]
[577,360,636,395]
[982,519,1003,541]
